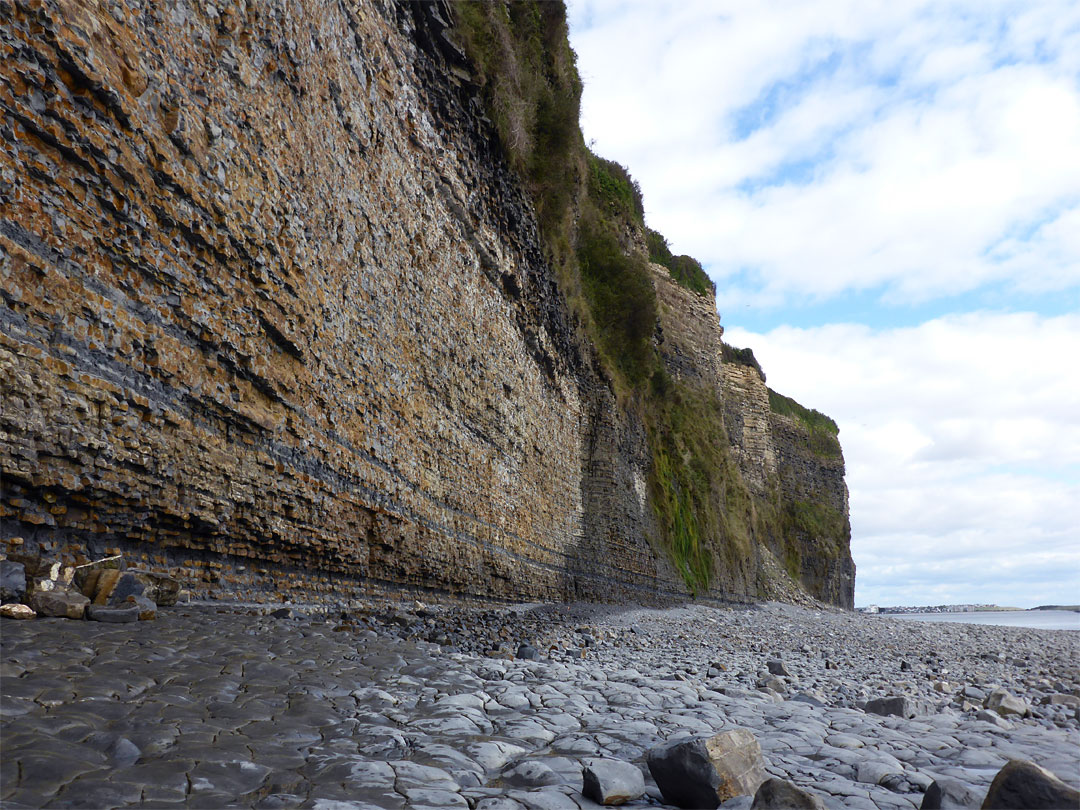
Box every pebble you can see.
[1,600,1077,809]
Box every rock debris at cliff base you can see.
[2,600,1077,809]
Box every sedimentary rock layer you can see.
[1,0,853,607]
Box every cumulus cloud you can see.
[725,313,1080,607]
[568,0,1080,307]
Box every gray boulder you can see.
[866,696,919,718]
[647,729,766,809]
[582,758,645,806]
[751,779,826,810]
[984,688,1029,718]
[28,588,89,619]
[981,760,1080,809]
[921,777,983,809]
[0,559,26,603]
[86,603,140,623]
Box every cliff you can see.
[0,0,853,608]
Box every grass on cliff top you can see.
[647,229,715,298]
[721,342,765,381]
[768,388,842,458]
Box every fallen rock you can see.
[865,696,919,718]
[751,778,826,810]
[981,759,1080,809]
[73,555,124,594]
[582,758,645,806]
[766,660,792,677]
[0,603,36,619]
[984,688,1029,718]
[106,571,147,606]
[86,603,140,623]
[516,644,539,660]
[920,776,984,809]
[130,594,157,620]
[125,569,180,606]
[89,568,124,604]
[647,729,766,809]
[28,588,89,619]
[0,560,26,602]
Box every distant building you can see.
[858,605,880,614]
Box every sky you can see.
[566,0,1080,608]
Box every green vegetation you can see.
[451,3,842,595]
[768,388,841,457]
[647,385,754,595]
[576,215,656,386]
[646,229,715,297]
[452,2,582,265]
[721,342,765,380]
[778,500,846,580]
[588,154,643,224]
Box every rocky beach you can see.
[2,599,1077,809]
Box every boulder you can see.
[865,696,919,718]
[105,572,146,606]
[751,779,826,810]
[28,588,89,619]
[73,555,124,593]
[86,603,140,623]
[0,559,26,602]
[516,644,539,660]
[921,777,983,809]
[981,760,1080,809]
[0,603,36,619]
[582,758,645,806]
[647,729,766,809]
[984,689,1029,718]
[89,568,123,604]
[129,594,157,620]
[125,569,180,606]
[766,661,792,677]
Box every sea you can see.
[884,609,1080,632]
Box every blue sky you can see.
[566,0,1080,608]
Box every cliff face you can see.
[654,269,854,609]
[0,0,853,607]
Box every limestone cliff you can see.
[0,0,854,608]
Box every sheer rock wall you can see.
[1,0,851,607]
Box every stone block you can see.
[647,729,766,809]
[28,589,90,619]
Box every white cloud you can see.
[568,0,1080,305]
[725,313,1080,607]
